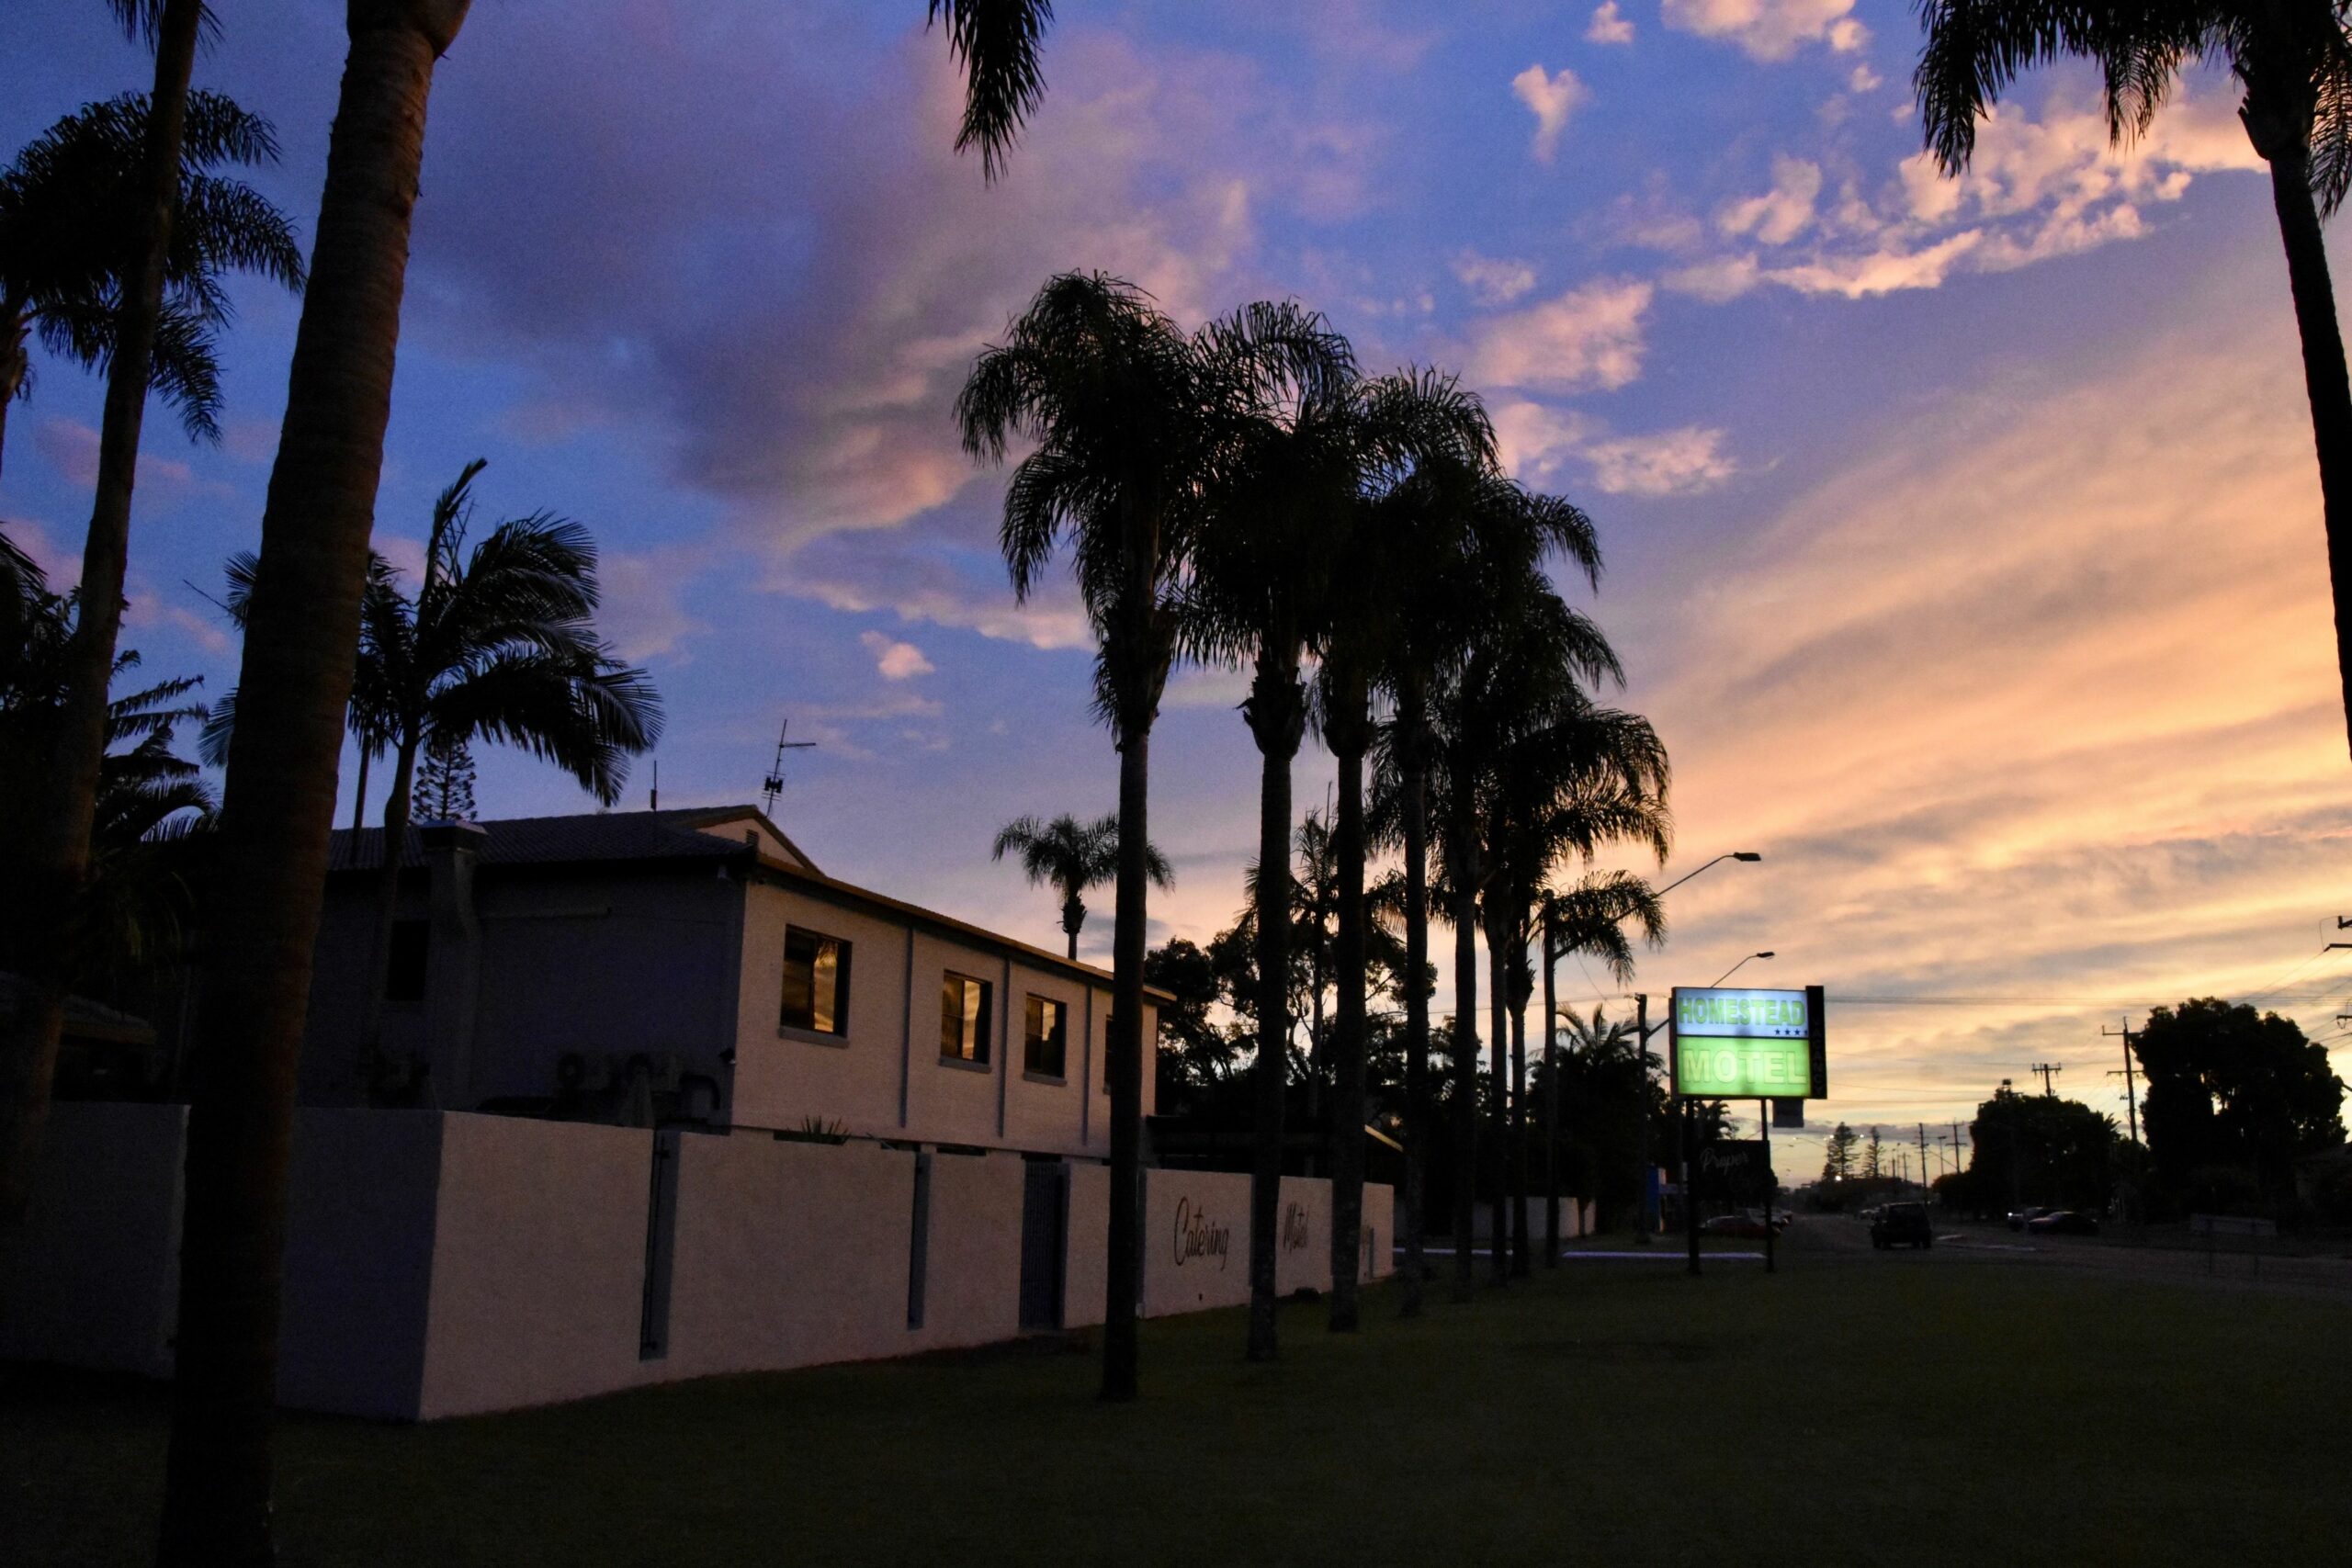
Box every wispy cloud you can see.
[860,627,935,680]
[1464,278,1652,393]
[1587,3,1635,46]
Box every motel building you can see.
[1,807,1393,1420]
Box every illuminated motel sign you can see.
[1669,985,1827,1100]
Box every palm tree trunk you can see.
[353,732,420,1090]
[1244,644,1302,1362]
[1485,904,1508,1287]
[1542,923,1560,1268]
[1507,920,1530,1279]
[2267,141,2352,760]
[1059,888,1083,962]
[1325,684,1368,1334]
[0,0,200,1226]
[349,746,370,835]
[158,6,470,1560]
[1396,679,1430,1318]
[1102,715,1151,1402]
[1447,762,1478,1304]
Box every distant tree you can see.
[1145,937,1233,1107]
[1822,1122,1859,1182]
[1967,1085,2121,1213]
[413,730,475,821]
[1862,1125,1883,1180]
[991,811,1170,961]
[2134,998,2347,1206]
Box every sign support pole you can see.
[1759,1097,1775,1275]
[1682,1097,1701,1277]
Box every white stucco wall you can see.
[0,1100,186,1377]
[413,1114,652,1420]
[1138,1168,1253,1317]
[662,1132,914,1379]
[908,1150,1023,1352]
[1061,1160,1111,1329]
[277,1109,446,1418]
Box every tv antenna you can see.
[762,718,816,817]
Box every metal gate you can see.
[1017,1158,1068,1332]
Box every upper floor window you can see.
[385,919,429,1003]
[781,928,851,1035]
[941,972,992,1064]
[1024,996,1068,1078]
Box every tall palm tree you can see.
[1310,370,1494,1332]
[160,5,1057,1553]
[1420,474,1615,1296]
[1194,314,1505,1354]
[990,811,1170,959]
[1916,1,2352,757]
[958,272,1233,1401]
[1539,871,1665,1261]
[0,0,207,1236]
[0,89,303,476]
[206,459,662,1097]
[1484,714,1670,1276]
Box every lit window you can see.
[782,928,851,1035]
[1024,996,1068,1077]
[941,972,992,1064]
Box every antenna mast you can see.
[763,718,817,817]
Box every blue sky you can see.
[6,1,2348,1166]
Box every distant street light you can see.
[1711,951,1775,987]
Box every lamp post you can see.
[1710,951,1775,987]
[1629,852,1763,1244]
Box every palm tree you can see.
[1420,473,1616,1297]
[990,811,1170,959]
[160,5,1057,1552]
[1916,1,2352,757]
[1309,370,1495,1332]
[206,460,662,1097]
[0,89,304,476]
[958,272,1230,1401]
[1539,871,1665,1261]
[0,0,208,1236]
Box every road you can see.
[1778,1213,2352,1301]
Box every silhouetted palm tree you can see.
[162,5,1059,1552]
[959,271,1240,1401]
[1,0,209,1246]
[1307,369,1494,1332]
[0,90,303,474]
[991,810,1170,959]
[206,460,662,1091]
[1916,1,2352,756]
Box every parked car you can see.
[1702,1213,1773,1239]
[1871,1201,1934,1250]
[2025,1210,2100,1235]
[2006,1205,2053,1231]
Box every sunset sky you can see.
[6,1,2350,1168]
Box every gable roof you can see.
[325,805,819,875]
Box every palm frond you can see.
[928,0,1057,183]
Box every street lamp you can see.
[1711,950,1775,987]
[1629,852,1764,1244]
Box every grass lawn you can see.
[6,1249,2346,1566]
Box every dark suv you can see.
[1871,1201,1934,1250]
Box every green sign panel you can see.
[1671,985,1826,1100]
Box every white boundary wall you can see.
[3,1103,1397,1420]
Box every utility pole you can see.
[1634,993,1657,1245]
[2030,1062,2063,1097]
[2101,1021,2140,1145]
[1917,1122,1928,1192]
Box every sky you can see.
[6,0,2351,1172]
